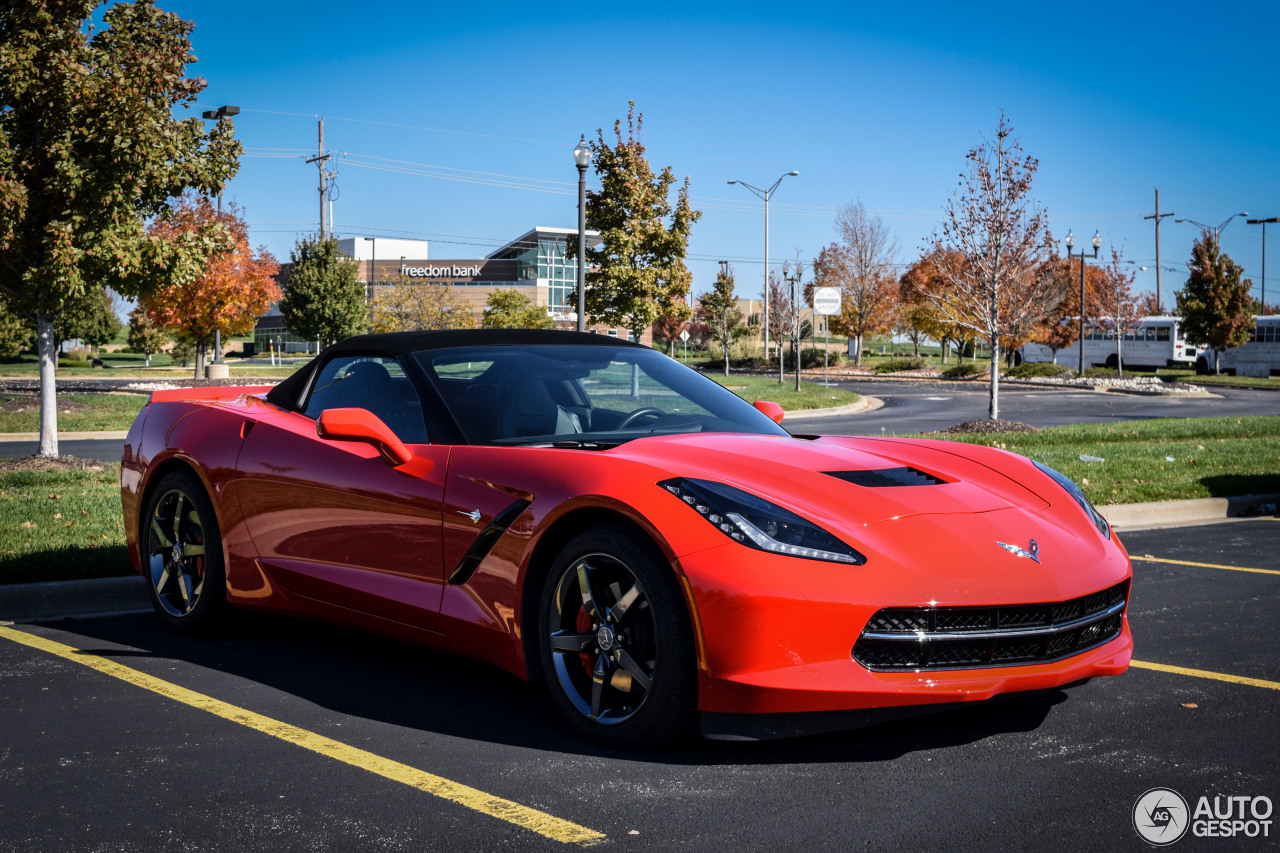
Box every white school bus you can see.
[1015,316,1198,369]
[1196,316,1280,376]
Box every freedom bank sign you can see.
[400,263,484,278]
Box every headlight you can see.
[1033,461,1111,539]
[659,477,866,565]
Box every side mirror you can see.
[753,400,785,424]
[317,408,413,466]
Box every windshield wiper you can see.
[549,439,620,450]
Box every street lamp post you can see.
[1175,212,1250,243]
[1247,218,1278,311]
[727,171,798,382]
[782,261,802,392]
[573,136,592,333]
[200,105,239,368]
[1066,229,1102,375]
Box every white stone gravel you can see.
[1013,375,1208,394]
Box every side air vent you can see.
[824,467,947,488]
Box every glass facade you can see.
[489,229,586,316]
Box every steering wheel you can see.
[616,407,664,429]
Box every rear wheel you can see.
[141,470,226,633]
[1104,354,1119,369]
[1195,356,1209,375]
[538,525,697,748]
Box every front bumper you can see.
[677,515,1133,718]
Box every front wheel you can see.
[538,525,697,748]
[141,470,227,633]
[1195,357,1210,375]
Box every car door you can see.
[235,354,450,631]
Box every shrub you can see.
[800,347,841,369]
[1007,361,1073,379]
[943,362,985,378]
[58,358,91,369]
[873,356,928,374]
[1083,367,1119,379]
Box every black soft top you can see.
[264,328,647,411]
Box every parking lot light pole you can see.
[201,105,240,366]
[1247,218,1278,311]
[1066,229,1102,375]
[1175,212,1250,243]
[573,136,592,333]
[727,171,798,380]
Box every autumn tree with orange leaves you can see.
[899,247,970,363]
[143,197,280,378]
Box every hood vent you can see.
[824,467,947,488]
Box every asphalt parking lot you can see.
[1,518,1277,852]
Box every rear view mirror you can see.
[317,408,413,466]
[753,400,785,424]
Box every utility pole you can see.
[306,117,331,237]
[1144,188,1173,313]
[1247,218,1279,311]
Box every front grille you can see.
[853,580,1129,671]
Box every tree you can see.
[0,0,240,455]
[697,263,745,376]
[917,114,1061,419]
[142,197,280,378]
[1030,256,1106,365]
[0,298,32,358]
[127,306,168,367]
[280,234,365,346]
[483,288,553,329]
[899,248,970,363]
[370,278,474,332]
[1093,248,1143,375]
[55,288,120,356]
[1176,231,1254,374]
[579,102,701,340]
[813,202,899,366]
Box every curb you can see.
[0,430,130,442]
[1100,492,1280,532]
[785,396,884,420]
[2,491,1275,623]
[0,575,149,623]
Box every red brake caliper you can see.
[575,605,594,674]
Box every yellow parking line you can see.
[1131,659,1280,692]
[1130,555,1280,576]
[0,626,605,847]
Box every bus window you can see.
[1156,327,1170,342]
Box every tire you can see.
[1011,351,1023,367]
[1104,354,1119,370]
[1195,357,1209,376]
[140,470,227,634]
[538,525,697,748]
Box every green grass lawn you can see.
[0,393,149,433]
[703,374,859,411]
[0,463,130,584]
[934,415,1280,506]
[1,415,1276,586]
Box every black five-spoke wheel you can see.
[142,470,226,632]
[539,525,696,747]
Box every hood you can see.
[613,432,1050,531]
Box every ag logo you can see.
[1133,787,1190,845]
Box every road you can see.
[787,379,1280,435]
[0,518,1276,851]
[3,380,1274,461]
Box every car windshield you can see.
[413,344,789,446]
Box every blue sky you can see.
[162,0,1280,308]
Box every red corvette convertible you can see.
[121,329,1132,746]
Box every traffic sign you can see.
[813,287,841,315]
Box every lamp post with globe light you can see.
[573,137,592,333]
[1066,229,1102,375]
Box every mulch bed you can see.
[932,419,1041,435]
[1,396,92,413]
[0,455,106,473]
